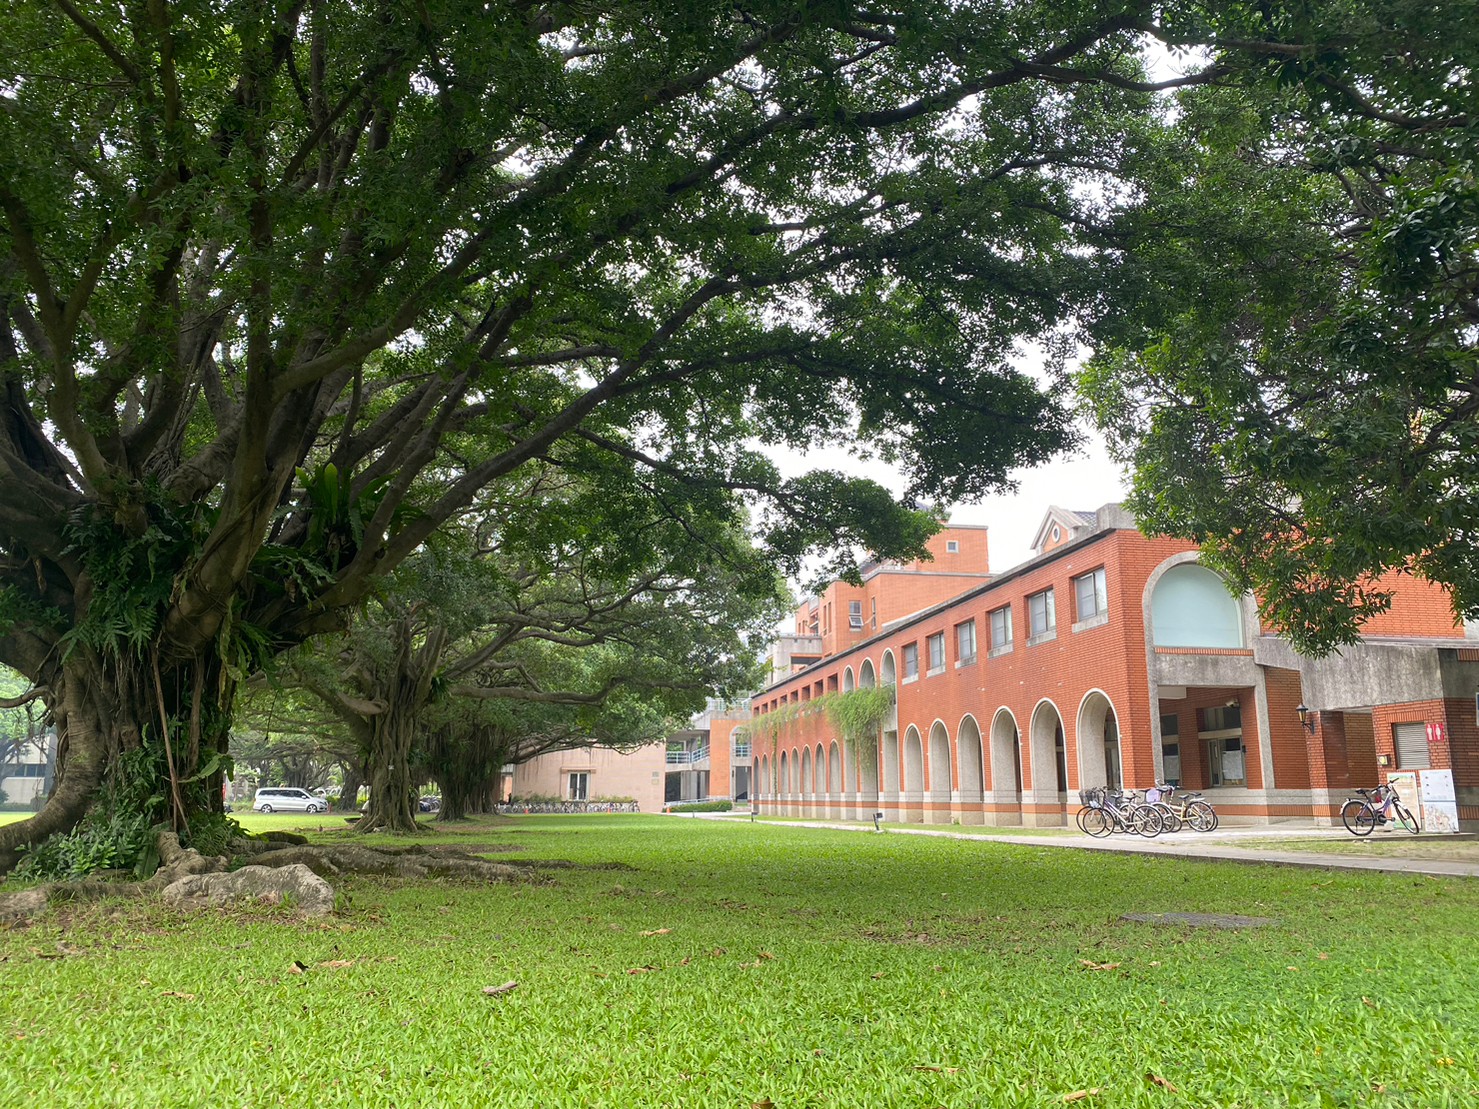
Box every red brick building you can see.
[750,505,1479,827]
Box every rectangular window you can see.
[926,631,945,673]
[568,772,589,801]
[1028,588,1056,639]
[955,619,977,663]
[902,642,919,680]
[946,540,960,553]
[1073,567,1108,621]
[989,605,1013,651]
[1393,723,1431,769]
[848,600,863,629]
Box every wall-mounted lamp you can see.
[1296,704,1315,733]
[1377,753,1392,768]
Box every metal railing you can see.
[665,745,710,765]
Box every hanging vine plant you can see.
[824,686,895,766]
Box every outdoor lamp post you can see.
[1296,704,1315,733]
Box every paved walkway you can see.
[703,814,1479,879]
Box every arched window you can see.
[1151,564,1243,648]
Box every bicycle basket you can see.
[1079,787,1106,807]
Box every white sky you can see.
[771,418,1128,580]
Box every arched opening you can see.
[989,709,1023,825]
[779,751,789,802]
[828,741,842,817]
[1076,691,1123,791]
[880,650,897,687]
[1028,700,1068,825]
[800,747,813,805]
[1151,563,1244,648]
[902,726,925,822]
[859,659,877,688]
[842,666,855,693]
[957,715,986,825]
[927,721,952,824]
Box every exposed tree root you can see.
[0,831,536,925]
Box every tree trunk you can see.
[336,762,365,812]
[357,705,419,834]
[0,647,233,875]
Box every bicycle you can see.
[1147,782,1218,833]
[1077,787,1164,838]
[1341,783,1419,836]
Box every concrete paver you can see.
[710,814,1479,879]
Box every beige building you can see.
[506,700,754,812]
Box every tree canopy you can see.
[1082,1,1479,653]
[2,0,1240,865]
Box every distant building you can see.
[752,505,1479,828]
[1,730,57,808]
[506,699,752,812]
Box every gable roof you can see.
[1029,506,1098,555]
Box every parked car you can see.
[252,787,327,814]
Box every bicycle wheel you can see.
[1075,806,1092,833]
[1341,799,1375,835]
[1130,806,1164,837]
[1392,804,1420,834]
[1154,802,1182,833]
[1186,800,1218,832]
[1081,808,1112,838]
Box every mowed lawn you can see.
[4,816,1476,1108]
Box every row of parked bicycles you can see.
[1076,783,1219,838]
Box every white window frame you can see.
[1027,588,1056,643]
[1073,566,1108,627]
[902,642,919,682]
[926,631,946,675]
[848,600,863,629]
[988,605,1013,656]
[568,772,589,801]
[955,619,977,666]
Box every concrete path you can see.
[702,814,1479,879]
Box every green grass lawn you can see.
[5,815,1477,1107]
[1228,834,1479,863]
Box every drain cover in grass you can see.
[1121,912,1277,929]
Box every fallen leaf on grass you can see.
[481,981,519,996]
[1062,1089,1101,1103]
[160,990,196,1000]
[287,961,308,975]
[318,959,356,969]
[751,1100,775,1109]
[914,1065,959,1074]
[627,965,658,975]
[709,947,727,957]
[870,972,887,980]
[757,951,775,960]
[1078,960,1121,972]
[1362,997,1379,1009]
[640,928,672,937]
[1146,1073,1178,1092]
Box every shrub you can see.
[666,800,732,813]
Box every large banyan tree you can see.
[0,0,1248,870]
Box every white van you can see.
[252,787,327,814]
